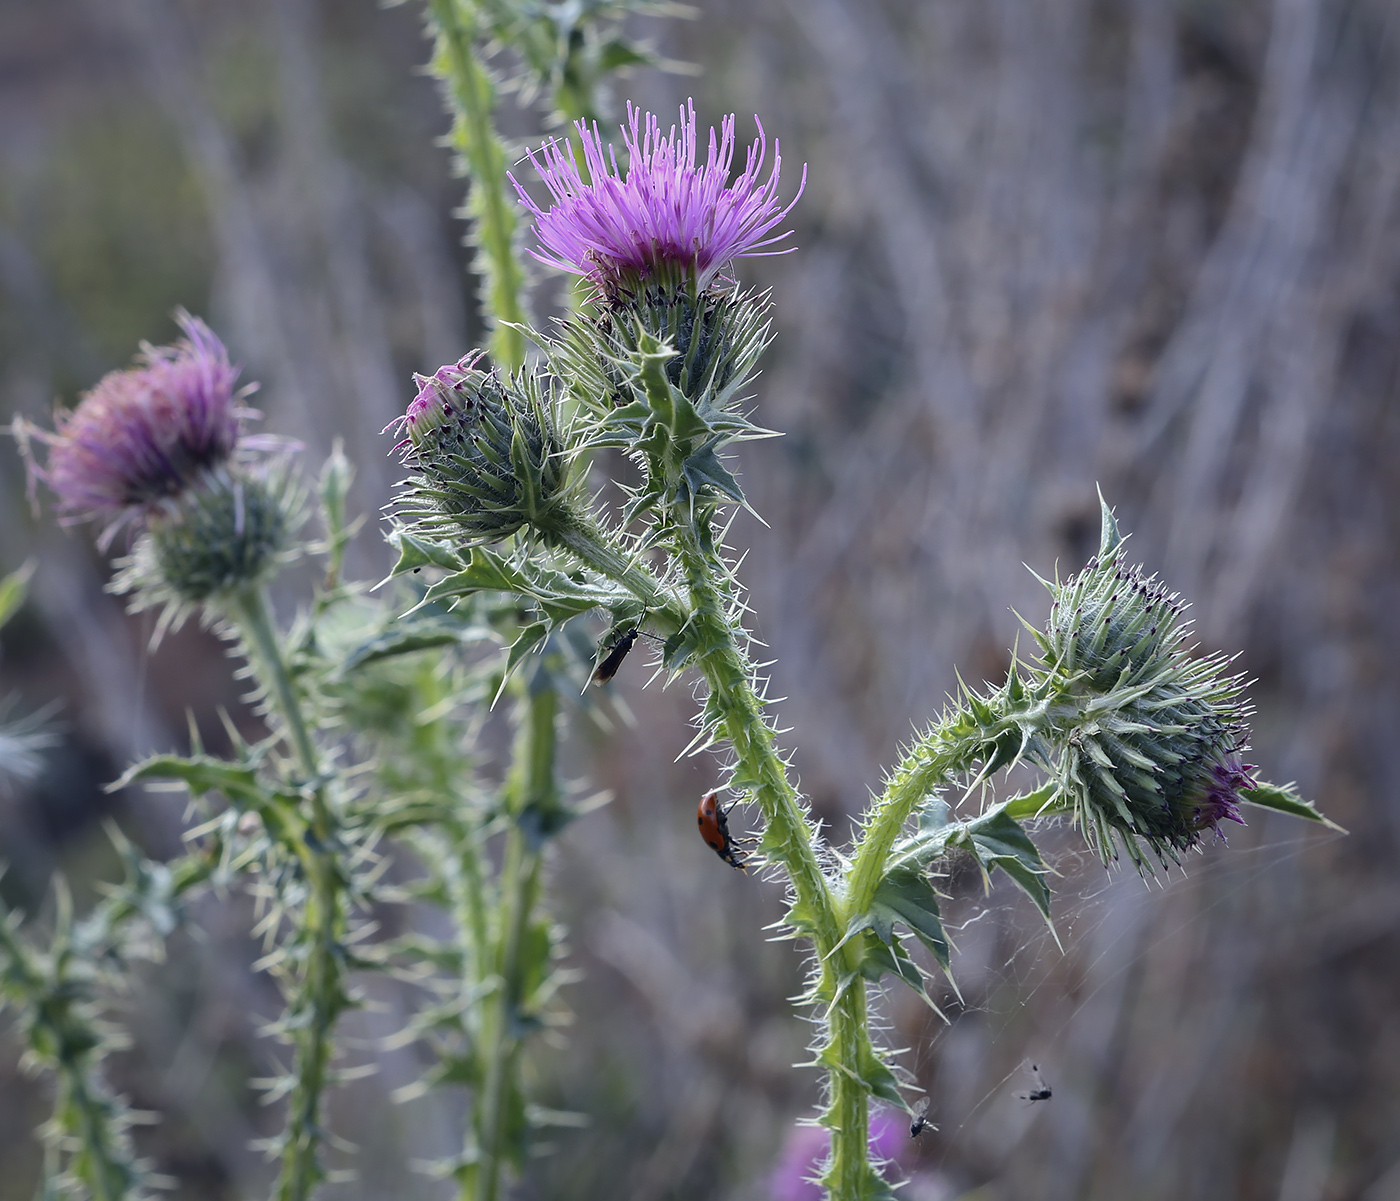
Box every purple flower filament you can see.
[511,99,805,297]
[29,312,249,542]
[1193,755,1255,837]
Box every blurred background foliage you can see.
[1,0,1398,1199]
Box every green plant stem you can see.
[427,0,528,372]
[230,587,320,780]
[543,498,881,1196]
[547,508,687,631]
[845,745,967,922]
[665,524,896,1198]
[416,662,491,973]
[666,522,839,939]
[470,678,555,1201]
[0,921,143,1201]
[826,979,871,1198]
[60,1070,135,1201]
[227,585,345,1201]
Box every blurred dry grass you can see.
[2,0,1399,1199]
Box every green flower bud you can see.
[112,463,300,624]
[388,354,574,545]
[1028,500,1254,870]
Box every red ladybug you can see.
[697,789,748,871]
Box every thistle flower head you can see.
[511,99,805,299]
[387,353,574,545]
[114,463,301,627]
[19,311,253,545]
[1030,499,1255,870]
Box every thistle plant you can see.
[0,10,1340,1201]
[387,100,1336,1200]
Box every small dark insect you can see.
[697,789,748,870]
[1016,1063,1052,1104]
[591,627,639,685]
[909,1096,933,1138]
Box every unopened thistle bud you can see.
[1030,501,1253,870]
[16,311,255,547]
[112,463,300,623]
[387,353,574,545]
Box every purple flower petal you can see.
[511,99,805,296]
[29,312,250,540]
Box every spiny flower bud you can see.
[16,311,255,547]
[1030,500,1253,870]
[511,99,804,302]
[387,353,574,545]
[113,464,299,622]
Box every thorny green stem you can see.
[669,525,894,1201]
[427,0,528,373]
[670,524,839,943]
[227,585,345,1201]
[62,1072,132,1201]
[546,507,688,635]
[845,742,971,921]
[230,586,320,781]
[539,479,887,1198]
[827,979,871,1199]
[0,920,142,1201]
[416,662,491,976]
[470,679,554,1201]
[665,522,891,1197]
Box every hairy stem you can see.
[665,523,894,1198]
[845,741,970,920]
[426,0,528,372]
[670,522,839,942]
[470,679,555,1201]
[543,494,876,1195]
[0,919,145,1201]
[227,586,345,1201]
[825,978,872,1199]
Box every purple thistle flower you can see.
[20,311,253,545]
[510,99,805,298]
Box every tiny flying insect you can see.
[908,1096,933,1138]
[590,627,640,686]
[697,789,750,871]
[1016,1062,1052,1104]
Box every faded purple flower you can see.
[511,99,805,297]
[1188,754,1255,838]
[20,311,251,543]
[769,1110,908,1201]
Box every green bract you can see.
[111,463,301,632]
[389,355,578,546]
[1025,500,1254,869]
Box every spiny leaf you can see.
[1240,781,1345,831]
[868,867,950,971]
[341,611,490,671]
[953,807,1054,930]
[387,531,467,577]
